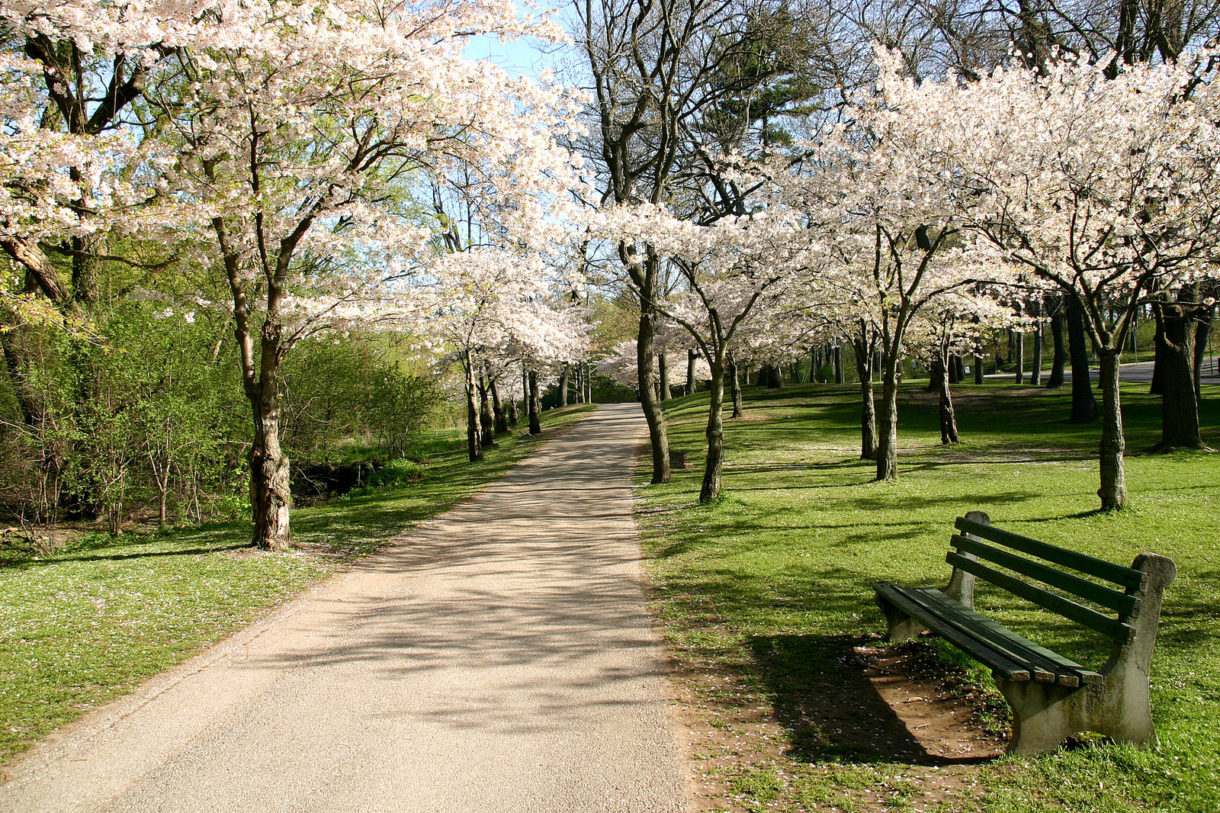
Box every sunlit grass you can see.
[0,403,595,765]
[639,379,1220,811]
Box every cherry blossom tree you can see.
[881,48,1220,508]
[136,0,581,549]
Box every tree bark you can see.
[528,370,542,435]
[699,358,726,502]
[1029,299,1043,385]
[1046,303,1066,388]
[833,346,844,384]
[558,364,569,407]
[1153,290,1206,450]
[687,348,698,394]
[249,392,292,551]
[935,356,960,444]
[490,377,508,435]
[637,311,671,484]
[1150,314,1166,395]
[1067,297,1099,422]
[1194,305,1213,400]
[853,341,878,460]
[875,355,900,482]
[658,353,671,400]
[729,354,743,418]
[477,372,496,448]
[973,352,985,384]
[1013,325,1025,384]
[464,350,483,461]
[1097,349,1129,510]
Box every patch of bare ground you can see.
[662,629,1005,811]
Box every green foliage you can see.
[639,379,1220,811]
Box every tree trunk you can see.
[973,352,985,385]
[1154,291,1206,451]
[637,312,671,484]
[478,372,495,448]
[875,355,900,482]
[658,353,671,400]
[1046,304,1066,388]
[585,362,593,403]
[699,358,727,502]
[558,364,570,407]
[953,355,965,384]
[249,388,292,551]
[528,370,541,435]
[1194,305,1213,400]
[935,356,960,444]
[490,378,508,435]
[1030,306,1043,386]
[1013,325,1025,384]
[1097,349,1129,510]
[852,341,877,460]
[465,351,483,461]
[1067,298,1099,422]
[1150,314,1166,395]
[687,349,698,394]
[834,346,844,384]
[507,394,518,426]
[729,354,743,418]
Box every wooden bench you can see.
[874,511,1177,755]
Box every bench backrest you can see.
[951,516,1145,644]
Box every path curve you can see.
[1,403,690,813]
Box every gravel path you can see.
[1,403,691,812]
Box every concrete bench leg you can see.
[995,670,1156,755]
[875,593,928,642]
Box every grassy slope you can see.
[638,380,1219,812]
[0,403,596,766]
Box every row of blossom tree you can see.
[0,0,588,549]
[594,47,1220,510]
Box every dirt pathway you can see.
[1,404,690,812]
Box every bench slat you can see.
[955,517,1144,589]
[892,586,1105,686]
[874,583,1032,682]
[947,552,1135,644]
[951,535,1138,616]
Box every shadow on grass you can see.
[749,633,996,767]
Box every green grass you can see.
[0,403,596,765]
[638,379,1220,811]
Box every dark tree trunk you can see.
[875,355,900,482]
[834,346,844,384]
[926,361,940,393]
[528,370,542,435]
[507,394,518,426]
[1194,306,1213,400]
[1067,298,1099,422]
[729,354,743,418]
[477,373,495,448]
[699,359,726,502]
[953,355,965,383]
[1046,304,1066,388]
[558,364,570,407]
[1030,308,1044,386]
[935,356,960,444]
[1097,349,1128,510]
[1153,291,1206,450]
[464,352,483,461]
[637,311,671,484]
[249,395,292,552]
[1013,326,1025,384]
[687,349,698,394]
[853,341,877,460]
[974,352,985,384]
[1150,314,1166,395]
[658,353,671,400]
[490,378,508,435]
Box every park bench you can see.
[873,511,1177,755]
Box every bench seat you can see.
[873,583,1104,687]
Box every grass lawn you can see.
[0,403,596,767]
[638,380,1219,812]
